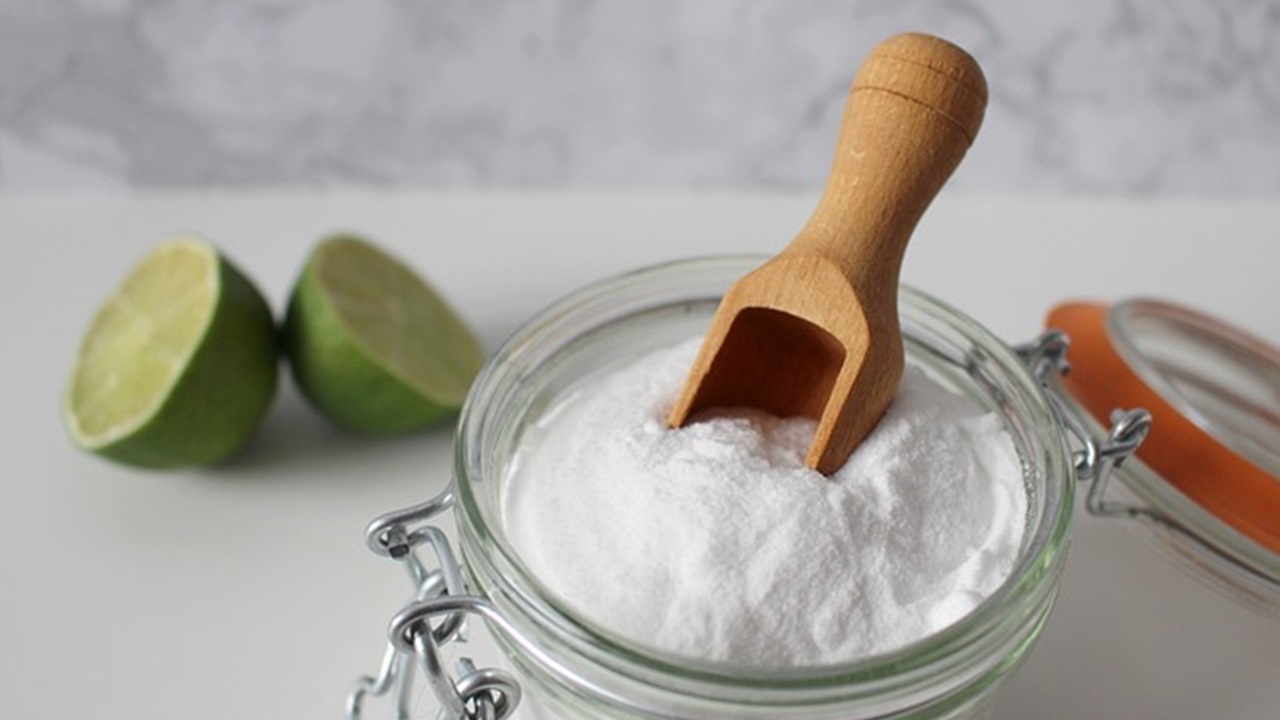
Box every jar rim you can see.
[452,256,1075,707]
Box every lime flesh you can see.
[283,236,485,434]
[63,240,278,468]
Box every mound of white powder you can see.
[503,338,1027,668]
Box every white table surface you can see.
[2,190,1277,719]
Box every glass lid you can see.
[1111,300,1280,479]
[1048,300,1280,558]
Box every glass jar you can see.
[348,257,1277,720]
[351,257,1082,720]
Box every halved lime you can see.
[282,235,485,434]
[63,239,279,468]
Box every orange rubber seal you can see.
[1048,302,1280,554]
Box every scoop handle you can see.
[785,33,987,300]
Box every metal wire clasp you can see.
[1015,331,1153,516]
[348,487,521,720]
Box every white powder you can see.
[503,338,1027,668]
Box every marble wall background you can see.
[1,0,1278,195]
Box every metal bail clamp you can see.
[348,488,522,720]
[1015,328,1233,546]
[1016,330,1154,515]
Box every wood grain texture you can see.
[668,33,988,474]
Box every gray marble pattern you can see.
[2,0,1278,194]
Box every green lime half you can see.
[63,239,279,468]
[282,235,485,434]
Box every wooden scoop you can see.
[668,33,988,474]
